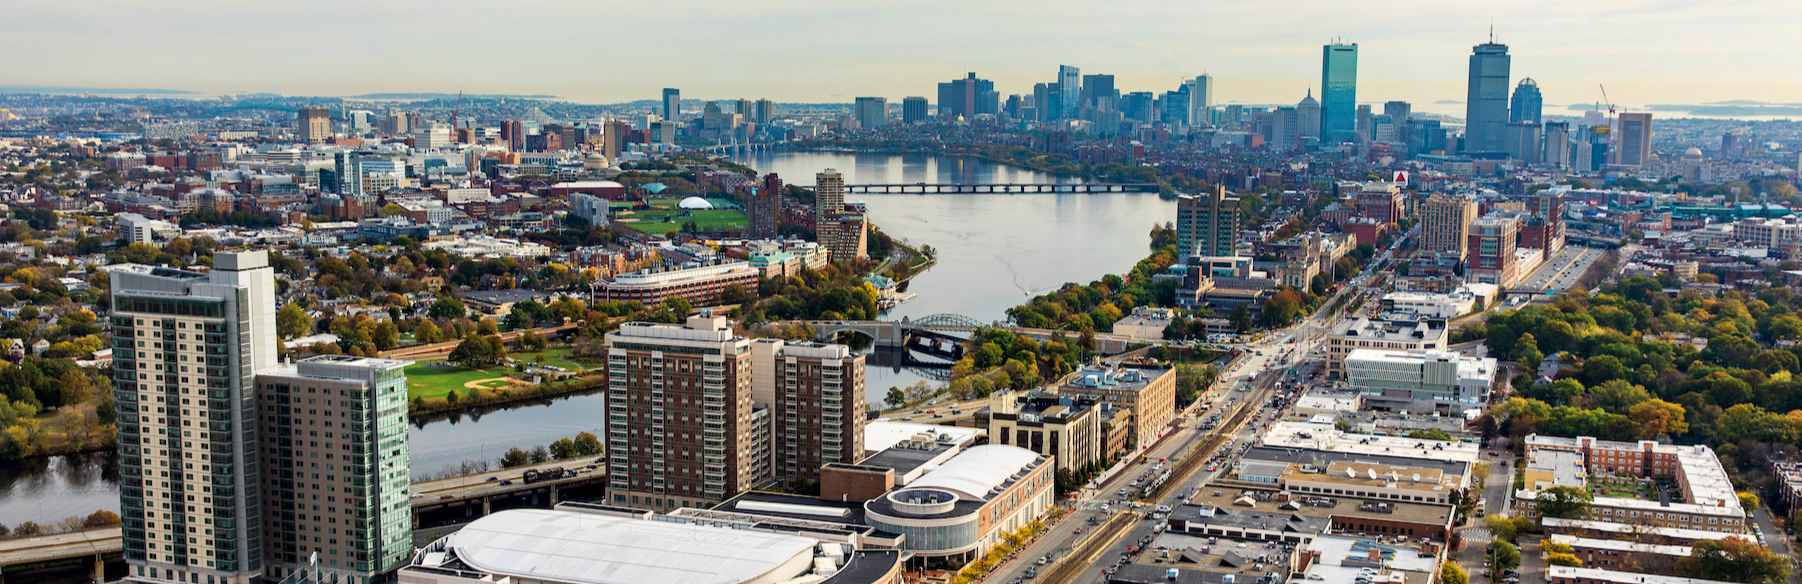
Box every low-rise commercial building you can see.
[1326,316,1448,378]
[596,260,760,305]
[1546,566,1735,584]
[1058,364,1176,450]
[1110,306,1175,341]
[862,445,1055,566]
[1548,534,1691,576]
[1343,349,1497,413]
[989,393,1101,475]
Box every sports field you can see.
[612,196,746,235]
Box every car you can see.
[1037,556,1049,566]
[498,479,514,486]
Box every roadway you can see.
[1512,245,1605,296]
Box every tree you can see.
[1627,399,1689,439]
[444,390,460,404]
[1545,551,1584,567]
[371,320,400,351]
[1407,429,1454,441]
[884,387,906,408]
[415,319,443,343]
[1514,332,1543,366]
[572,432,603,456]
[13,521,42,537]
[1739,491,1761,513]
[448,334,507,369]
[549,437,577,460]
[1679,537,1788,584]
[1536,485,1593,519]
[1439,562,1468,584]
[276,302,312,340]
[1488,540,1521,572]
[500,448,531,468]
[529,446,550,464]
[82,510,121,528]
[1586,379,1651,411]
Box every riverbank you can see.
[409,373,603,419]
[773,142,1161,187]
[0,402,115,463]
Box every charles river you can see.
[0,151,1174,526]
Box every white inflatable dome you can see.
[678,196,714,210]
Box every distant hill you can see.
[0,85,194,95]
[346,92,558,100]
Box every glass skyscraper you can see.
[1510,78,1543,124]
[1058,65,1081,120]
[1464,42,1512,155]
[1320,43,1358,144]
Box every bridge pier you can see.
[93,553,105,584]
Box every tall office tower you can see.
[1187,75,1214,128]
[814,168,845,216]
[1468,212,1523,286]
[1175,186,1242,257]
[753,99,775,125]
[749,340,866,483]
[733,99,753,117]
[111,252,279,584]
[1510,78,1543,124]
[1420,194,1478,262]
[936,72,997,121]
[502,120,525,152]
[297,106,332,144]
[746,173,782,239]
[1160,88,1189,126]
[1355,104,1374,143]
[1383,101,1412,127]
[1081,74,1117,112]
[1464,40,1512,156]
[257,356,412,584]
[1297,90,1322,141]
[1542,121,1572,169]
[333,150,363,196]
[1122,92,1155,123]
[1004,94,1022,119]
[853,97,887,129]
[1614,112,1653,167]
[603,120,629,162]
[1503,122,1542,163]
[661,88,681,121]
[1320,42,1359,144]
[901,97,929,124]
[381,111,409,136]
[1058,65,1081,119]
[603,315,755,511]
[1270,106,1300,151]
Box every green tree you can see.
[572,432,603,456]
[499,448,530,468]
[1679,537,1789,584]
[549,437,577,460]
[1514,332,1543,365]
[276,302,312,340]
[1627,399,1689,439]
[1536,485,1593,519]
[371,320,400,351]
[1586,379,1651,411]
[415,319,443,343]
[884,387,906,408]
[1439,562,1468,584]
[1488,540,1521,573]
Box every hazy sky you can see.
[8,0,1800,110]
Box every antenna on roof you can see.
[1489,23,1495,43]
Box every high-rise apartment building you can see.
[111,252,279,584]
[1510,78,1543,124]
[1355,181,1404,226]
[297,106,332,144]
[1187,75,1214,128]
[1614,113,1653,167]
[1465,41,1512,156]
[661,88,681,121]
[257,356,413,584]
[1175,186,1241,257]
[753,99,775,125]
[744,173,782,240]
[1058,65,1081,119]
[853,97,887,129]
[750,340,865,483]
[603,315,756,511]
[501,120,525,152]
[901,97,929,124]
[1420,194,1478,262]
[814,168,845,216]
[1320,43,1359,144]
[817,214,868,263]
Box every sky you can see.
[7,0,1801,112]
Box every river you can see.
[0,151,1174,526]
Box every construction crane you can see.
[1597,84,1616,115]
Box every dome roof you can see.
[1684,146,1704,158]
[678,196,714,210]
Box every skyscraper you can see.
[746,173,782,239]
[1614,112,1653,167]
[604,315,755,511]
[1176,186,1241,258]
[853,97,887,129]
[662,87,681,121]
[111,252,278,584]
[1058,65,1081,119]
[1297,90,1322,141]
[1543,121,1572,169]
[1081,74,1117,113]
[1464,40,1512,156]
[1187,75,1214,128]
[750,340,866,483]
[814,169,866,262]
[297,106,332,144]
[257,356,413,583]
[814,168,844,216]
[753,99,775,125]
[1510,78,1543,124]
[901,96,929,124]
[1420,194,1478,262]
[1320,42,1359,144]
[1503,122,1542,164]
[1382,101,1412,127]
[936,72,997,121]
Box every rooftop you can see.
[1259,422,1479,464]
[906,444,1043,500]
[1545,566,1736,584]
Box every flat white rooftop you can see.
[1260,421,1479,464]
[1547,566,1735,584]
[432,508,817,584]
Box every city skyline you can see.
[7,1,1801,110]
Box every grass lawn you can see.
[613,196,747,235]
[404,348,602,400]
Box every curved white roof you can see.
[679,196,714,209]
[448,509,815,584]
[908,444,1040,499]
